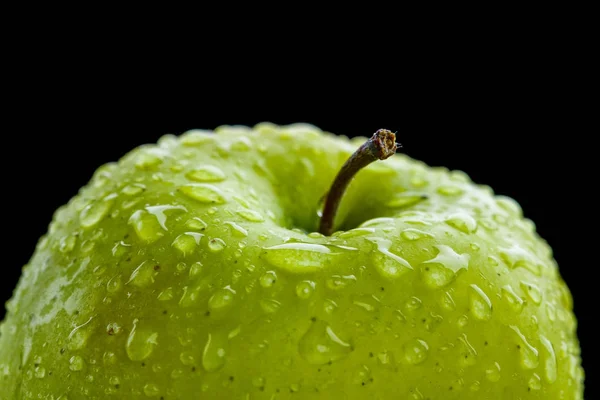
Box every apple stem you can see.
[319,129,399,236]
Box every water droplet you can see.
[437,186,464,196]
[400,228,432,241]
[510,326,539,369]
[208,286,236,312]
[127,261,157,287]
[185,217,208,231]
[69,355,85,371]
[501,285,524,313]
[103,352,117,365]
[485,362,501,382]
[224,221,248,237]
[157,287,174,301]
[129,210,164,243]
[260,271,277,288]
[135,150,164,170]
[179,351,195,366]
[106,322,122,336]
[352,294,379,312]
[528,373,542,390]
[323,299,338,314]
[179,184,226,204]
[371,238,413,279]
[386,195,427,208]
[299,320,352,365]
[326,274,356,290]
[520,281,542,305]
[458,334,478,366]
[143,383,160,397]
[126,319,158,361]
[445,213,477,233]
[440,291,456,311]
[499,245,541,275]
[420,245,469,289]
[264,243,336,273]
[457,315,469,329]
[189,262,203,277]
[237,209,264,222]
[179,280,210,307]
[539,335,557,383]
[186,165,226,182]
[403,338,429,365]
[469,284,492,321]
[337,228,375,238]
[80,196,115,229]
[59,235,77,253]
[377,350,395,368]
[260,299,282,314]
[404,297,422,313]
[172,232,203,256]
[208,238,226,252]
[34,366,46,378]
[296,281,316,299]
[121,183,145,196]
[203,332,228,372]
[68,316,94,350]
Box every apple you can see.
[0,123,583,399]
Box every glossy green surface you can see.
[0,123,583,399]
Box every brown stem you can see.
[319,129,399,235]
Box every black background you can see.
[2,47,594,397]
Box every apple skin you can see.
[0,123,583,399]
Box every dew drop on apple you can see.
[437,186,464,196]
[127,260,158,288]
[103,351,117,365]
[59,234,77,254]
[371,239,413,279]
[323,299,338,314]
[510,325,539,369]
[298,320,352,365]
[420,245,469,289]
[403,338,429,365]
[296,280,315,299]
[202,332,228,372]
[236,209,264,222]
[539,334,558,383]
[179,183,226,204]
[469,284,492,321]
[69,355,85,371]
[528,373,542,390]
[485,362,501,382]
[106,322,122,336]
[129,210,164,243]
[386,195,427,208]
[208,286,236,312]
[157,287,174,301]
[520,281,543,305]
[501,285,524,313]
[260,299,282,314]
[400,228,431,241]
[185,165,226,182]
[326,274,356,290]
[458,334,478,366]
[457,315,469,329]
[440,291,456,311]
[172,232,203,255]
[34,366,45,379]
[143,383,160,397]
[264,243,334,273]
[134,150,164,170]
[68,316,94,350]
[445,213,477,233]
[185,217,208,231]
[126,319,158,361]
[179,351,195,366]
[80,196,115,229]
[337,228,375,238]
[208,238,226,252]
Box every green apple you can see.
[0,123,583,399]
